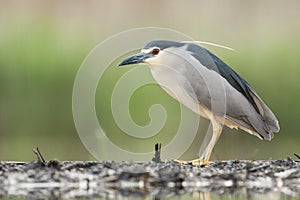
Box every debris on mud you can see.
[1,158,300,199]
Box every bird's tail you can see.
[247,87,280,134]
[226,86,280,141]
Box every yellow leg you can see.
[174,119,222,166]
[199,120,222,163]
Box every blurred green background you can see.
[0,0,299,161]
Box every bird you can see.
[118,40,280,165]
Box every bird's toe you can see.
[173,158,212,166]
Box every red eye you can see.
[152,48,160,55]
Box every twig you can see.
[294,153,300,160]
[33,147,47,166]
[152,143,162,163]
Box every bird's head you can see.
[118,40,185,67]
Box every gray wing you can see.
[187,44,258,112]
[185,43,280,139]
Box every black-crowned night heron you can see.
[119,40,280,165]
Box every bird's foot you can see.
[173,158,211,166]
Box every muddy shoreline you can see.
[1,158,300,199]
